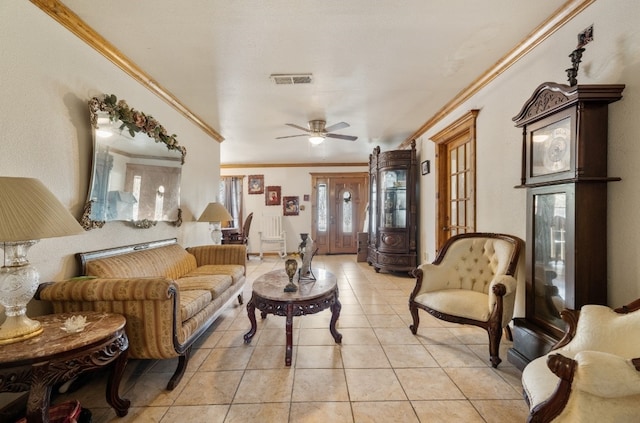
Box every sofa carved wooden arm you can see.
[523,298,640,423]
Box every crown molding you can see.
[30,0,224,143]
[401,0,595,148]
[221,162,367,169]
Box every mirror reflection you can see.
[81,94,186,230]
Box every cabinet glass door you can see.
[380,169,407,228]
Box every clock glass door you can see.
[529,187,572,335]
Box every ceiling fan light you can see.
[309,135,325,145]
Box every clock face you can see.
[531,117,571,177]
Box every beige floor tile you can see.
[336,313,371,328]
[233,369,294,403]
[216,330,251,348]
[255,327,297,346]
[360,303,397,314]
[126,371,192,407]
[341,344,391,368]
[224,403,290,423]
[246,344,291,369]
[471,399,530,423]
[414,327,461,345]
[292,368,349,402]
[289,402,354,423]
[345,369,406,401]
[193,329,224,348]
[445,368,522,399]
[425,344,487,368]
[351,401,419,422]
[411,400,485,423]
[374,327,422,345]
[447,326,489,344]
[366,314,407,328]
[338,327,379,345]
[199,346,254,371]
[102,406,168,423]
[492,363,525,391]
[395,368,465,400]
[298,327,341,345]
[338,303,365,315]
[295,345,342,368]
[382,344,439,368]
[299,312,332,328]
[174,371,243,405]
[160,405,228,423]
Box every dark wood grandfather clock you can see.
[507,82,624,370]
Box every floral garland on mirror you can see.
[88,94,187,164]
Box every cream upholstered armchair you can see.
[409,232,523,367]
[522,298,640,423]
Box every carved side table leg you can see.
[285,303,294,366]
[26,362,52,423]
[244,296,257,343]
[329,294,343,344]
[106,349,130,416]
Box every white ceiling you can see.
[59,0,570,165]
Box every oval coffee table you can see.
[243,268,342,366]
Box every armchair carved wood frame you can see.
[409,232,523,368]
[523,298,640,423]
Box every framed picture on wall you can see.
[283,196,299,216]
[265,186,281,206]
[421,160,431,175]
[248,175,264,194]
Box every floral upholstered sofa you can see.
[36,238,246,390]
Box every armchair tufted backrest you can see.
[435,233,521,294]
[561,304,640,358]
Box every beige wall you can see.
[1,2,221,298]
[417,0,640,311]
[221,166,367,254]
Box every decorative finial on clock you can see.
[566,25,593,87]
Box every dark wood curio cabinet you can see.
[507,82,625,370]
[367,140,418,274]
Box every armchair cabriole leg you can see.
[409,303,420,334]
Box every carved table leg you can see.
[243,296,257,344]
[329,294,343,344]
[26,362,53,423]
[106,349,130,416]
[285,303,294,366]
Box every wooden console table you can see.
[0,312,130,423]
[243,268,342,366]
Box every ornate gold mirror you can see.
[81,94,186,230]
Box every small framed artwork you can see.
[248,175,264,194]
[421,160,431,175]
[303,194,310,201]
[265,186,281,206]
[283,196,299,216]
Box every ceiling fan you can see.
[276,120,357,144]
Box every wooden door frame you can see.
[310,172,368,254]
[430,110,478,250]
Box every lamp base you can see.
[210,222,223,245]
[0,314,43,345]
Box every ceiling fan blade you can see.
[324,121,350,132]
[285,123,311,132]
[326,133,357,141]
[275,134,307,139]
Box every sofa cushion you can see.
[179,289,212,323]
[85,244,198,280]
[176,275,233,300]
[185,264,245,285]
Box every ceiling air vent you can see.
[270,73,313,85]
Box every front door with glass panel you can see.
[311,173,368,255]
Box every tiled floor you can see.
[53,255,529,422]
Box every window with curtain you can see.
[219,176,243,229]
